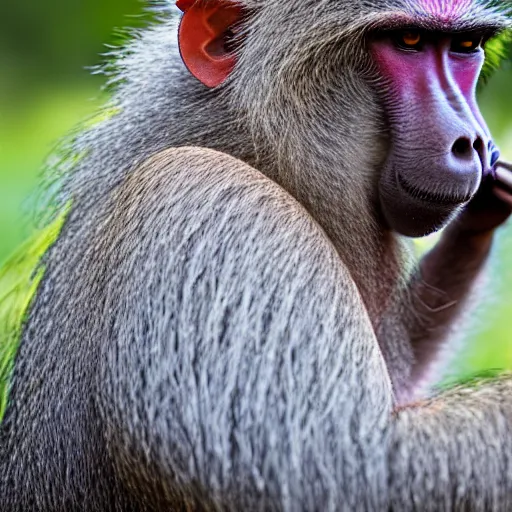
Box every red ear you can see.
[177,0,242,88]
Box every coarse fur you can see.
[1,0,512,510]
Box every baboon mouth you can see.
[396,173,473,207]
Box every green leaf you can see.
[479,30,512,87]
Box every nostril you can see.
[452,137,473,158]
[473,137,484,154]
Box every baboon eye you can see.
[394,30,422,51]
[451,36,483,53]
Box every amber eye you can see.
[451,36,483,53]
[393,30,422,51]
[402,31,421,47]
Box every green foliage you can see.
[438,368,505,391]
[0,87,101,263]
[0,207,70,421]
[480,30,512,86]
[0,0,148,94]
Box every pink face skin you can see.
[369,27,496,237]
[372,35,490,175]
[412,0,492,158]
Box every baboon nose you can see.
[451,135,487,175]
[451,136,484,160]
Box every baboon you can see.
[1,0,512,510]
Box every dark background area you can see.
[1,0,512,381]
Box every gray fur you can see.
[1,0,512,510]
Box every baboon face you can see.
[369,0,503,237]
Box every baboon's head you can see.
[177,0,509,237]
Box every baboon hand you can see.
[456,160,512,235]
[494,161,512,209]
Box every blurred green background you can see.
[0,0,511,381]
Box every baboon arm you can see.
[398,164,512,392]
[96,147,393,507]
[96,148,512,510]
[404,226,492,388]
